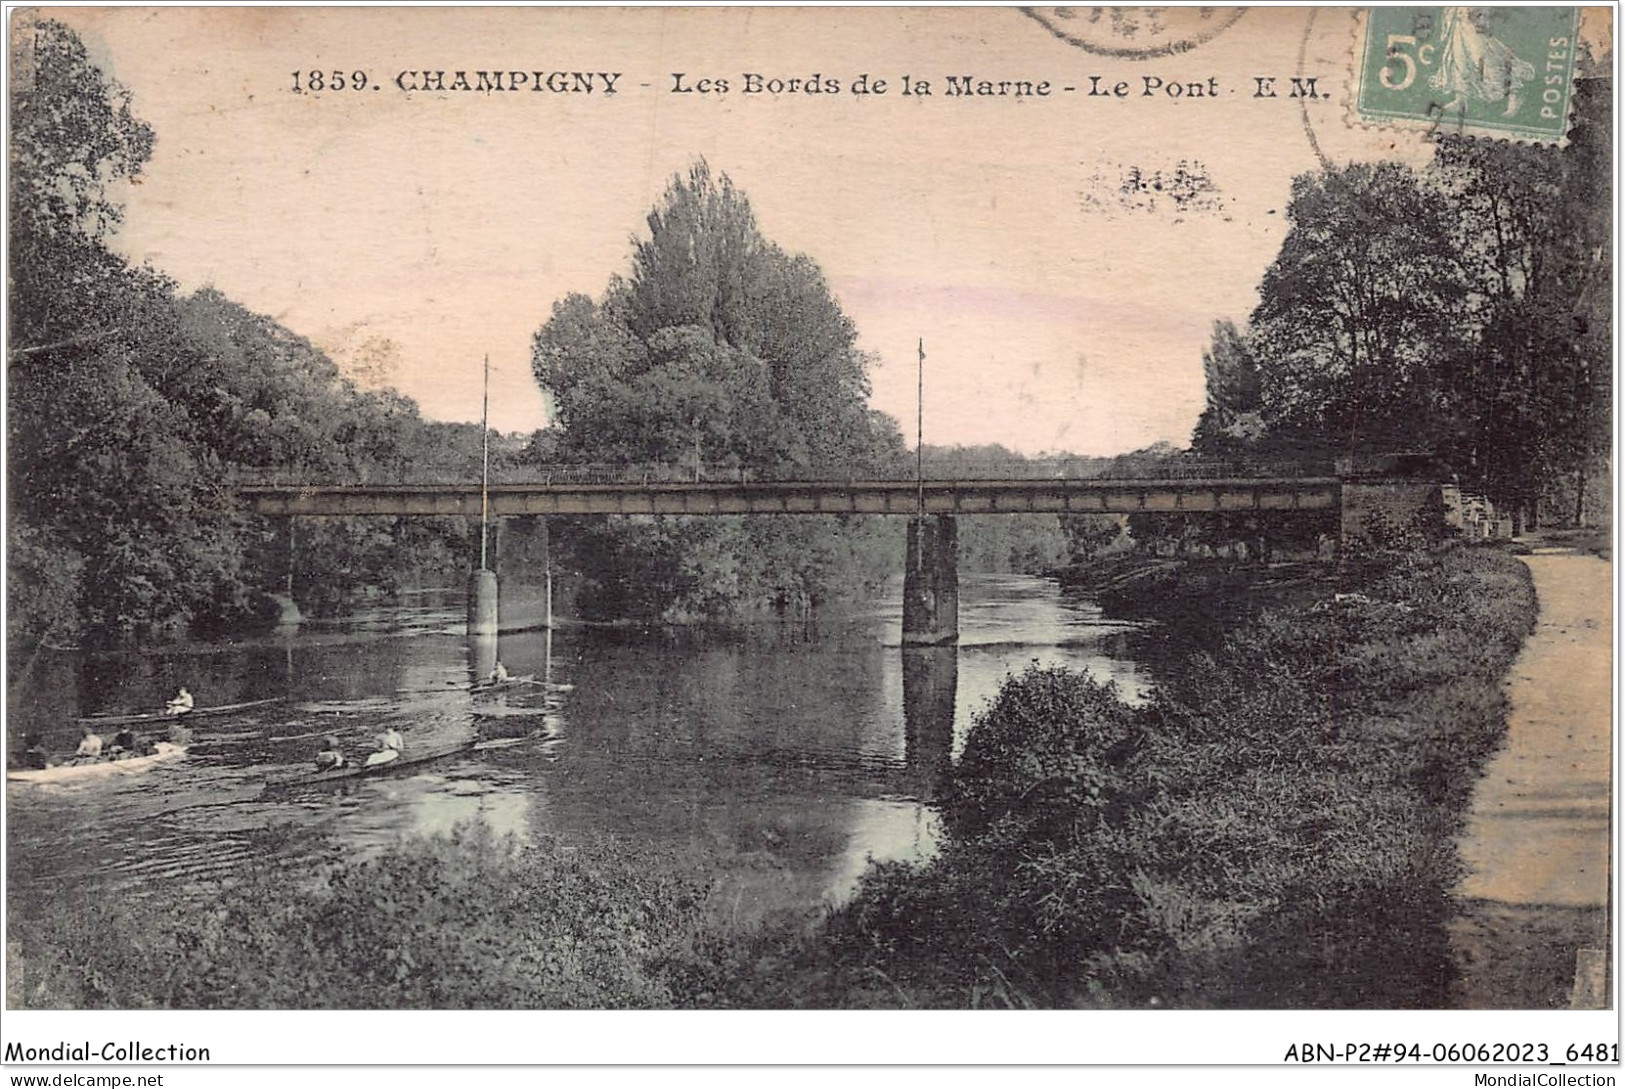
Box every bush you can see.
[819,668,1156,1006]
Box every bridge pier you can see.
[903,514,958,646]
[467,517,561,634]
[468,567,499,636]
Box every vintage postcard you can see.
[3,4,1616,1078]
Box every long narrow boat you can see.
[471,674,537,692]
[270,738,479,789]
[7,743,189,785]
[472,703,558,721]
[76,697,286,728]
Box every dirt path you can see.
[1451,550,1612,1008]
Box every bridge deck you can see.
[236,478,1342,517]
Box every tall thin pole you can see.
[916,338,925,516]
[480,353,491,570]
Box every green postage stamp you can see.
[1357,7,1581,142]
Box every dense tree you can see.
[1431,76,1612,524]
[1191,320,1264,454]
[530,161,906,619]
[8,22,477,644]
[8,21,202,642]
[9,19,154,353]
[1248,161,1473,458]
[1191,82,1610,529]
[535,161,897,476]
[916,446,1071,573]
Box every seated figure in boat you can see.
[16,732,49,770]
[74,726,104,763]
[166,686,195,716]
[490,661,510,685]
[364,726,404,767]
[314,735,346,772]
[108,726,143,759]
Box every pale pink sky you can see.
[43,6,1556,454]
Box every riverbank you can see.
[770,542,1541,1007]
[1051,554,1334,644]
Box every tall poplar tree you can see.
[531,161,905,620]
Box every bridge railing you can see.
[227,457,1337,489]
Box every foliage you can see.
[530,161,908,618]
[919,446,1073,573]
[8,826,709,1009]
[1430,76,1612,526]
[8,23,478,644]
[9,18,154,350]
[556,514,902,622]
[6,524,85,647]
[1249,161,1474,455]
[534,161,898,476]
[1191,319,1264,452]
[949,515,1071,575]
[8,549,1538,1011]
[1192,79,1611,529]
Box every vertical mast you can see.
[480,353,491,570]
[916,337,925,516]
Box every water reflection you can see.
[901,647,957,802]
[7,575,1147,918]
[470,633,498,684]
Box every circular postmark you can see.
[1019,6,1248,59]
[1297,7,1333,171]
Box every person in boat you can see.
[18,732,49,770]
[490,662,511,685]
[364,726,404,767]
[74,725,104,763]
[165,687,195,716]
[314,735,346,772]
[108,726,141,759]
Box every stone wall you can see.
[1339,480,1449,545]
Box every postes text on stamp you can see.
[1356,7,1580,143]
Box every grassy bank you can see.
[8,827,710,1009]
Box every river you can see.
[6,574,1148,922]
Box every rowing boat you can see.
[76,697,286,727]
[472,703,557,720]
[272,739,479,788]
[472,674,537,692]
[7,743,189,784]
